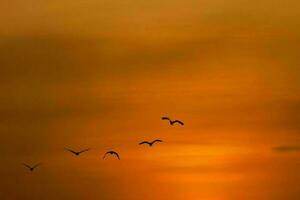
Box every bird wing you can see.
[112,152,120,160]
[22,163,31,169]
[173,120,184,125]
[65,148,78,155]
[161,117,170,121]
[78,148,90,154]
[139,141,150,145]
[33,163,41,169]
[103,152,109,159]
[153,139,163,144]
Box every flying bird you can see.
[139,139,163,147]
[103,151,120,160]
[22,163,41,172]
[161,117,184,126]
[65,148,90,156]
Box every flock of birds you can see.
[22,116,184,172]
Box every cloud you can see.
[273,145,300,152]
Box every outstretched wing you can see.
[78,148,90,154]
[161,117,170,121]
[65,148,78,155]
[112,152,120,160]
[173,120,184,125]
[139,141,150,145]
[153,139,163,144]
[33,163,41,169]
[103,152,109,159]
[22,163,31,169]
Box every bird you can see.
[161,117,184,126]
[22,163,41,172]
[103,151,120,160]
[65,148,90,156]
[139,139,163,147]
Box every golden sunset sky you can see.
[1,0,300,199]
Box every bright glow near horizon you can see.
[1,0,300,199]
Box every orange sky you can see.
[1,0,300,199]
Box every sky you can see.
[0,0,300,199]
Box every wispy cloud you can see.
[273,145,300,152]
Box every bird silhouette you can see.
[161,117,184,126]
[65,148,90,156]
[103,151,120,160]
[139,139,163,147]
[22,163,41,172]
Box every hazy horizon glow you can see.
[1,0,300,199]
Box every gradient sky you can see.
[1,0,300,199]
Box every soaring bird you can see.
[103,151,120,160]
[161,117,184,126]
[139,139,163,147]
[65,148,90,156]
[22,163,41,172]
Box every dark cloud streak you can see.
[273,145,300,152]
